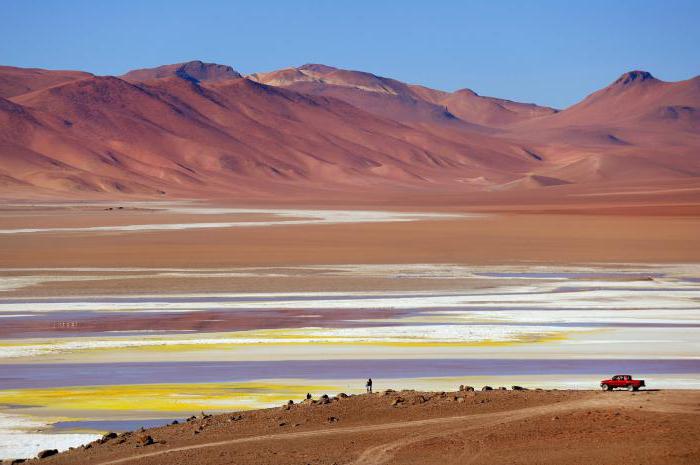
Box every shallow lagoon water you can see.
[0,263,699,459]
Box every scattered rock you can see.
[383,389,396,396]
[171,420,179,425]
[391,397,405,406]
[101,432,118,442]
[482,386,493,391]
[37,450,58,459]
[328,416,339,423]
[337,393,349,398]
[287,400,295,405]
[318,395,331,405]
[83,444,92,450]
[552,416,559,421]
[460,385,475,392]
[498,387,507,391]
[136,434,154,446]
[278,422,287,427]
[457,397,465,403]
[512,386,527,391]
[186,415,197,422]
[10,460,26,465]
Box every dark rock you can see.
[391,397,405,406]
[482,386,493,391]
[512,386,527,391]
[37,450,58,459]
[498,387,507,391]
[11,460,27,465]
[101,432,118,442]
[328,416,339,423]
[136,434,154,446]
[337,392,348,398]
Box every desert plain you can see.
[1,197,699,463]
[0,58,699,463]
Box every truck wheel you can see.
[627,385,634,391]
[632,386,639,391]
[601,384,610,391]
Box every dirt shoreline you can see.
[13,389,699,465]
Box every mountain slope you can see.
[248,64,558,128]
[0,63,698,199]
[2,70,541,197]
[0,65,93,98]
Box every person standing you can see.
[366,378,373,393]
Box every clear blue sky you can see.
[2,0,698,108]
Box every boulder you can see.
[337,392,349,398]
[383,389,396,396]
[460,385,475,392]
[482,386,493,391]
[512,385,527,391]
[136,434,154,446]
[37,450,58,459]
[391,397,405,406]
[328,416,339,423]
[98,431,118,444]
[498,387,507,391]
[10,460,27,465]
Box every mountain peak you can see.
[298,64,338,75]
[122,61,242,83]
[613,70,656,86]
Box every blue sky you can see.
[2,0,698,108]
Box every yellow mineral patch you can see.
[0,381,340,414]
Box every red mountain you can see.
[0,63,698,199]
[122,61,242,83]
[0,65,92,98]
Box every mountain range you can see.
[1,61,698,200]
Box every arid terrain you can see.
[1,60,699,463]
[11,389,700,465]
[0,62,698,200]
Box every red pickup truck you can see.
[600,375,645,391]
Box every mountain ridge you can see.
[0,62,698,200]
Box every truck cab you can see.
[600,375,645,391]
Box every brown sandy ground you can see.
[19,390,700,465]
[2,213,700,268]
